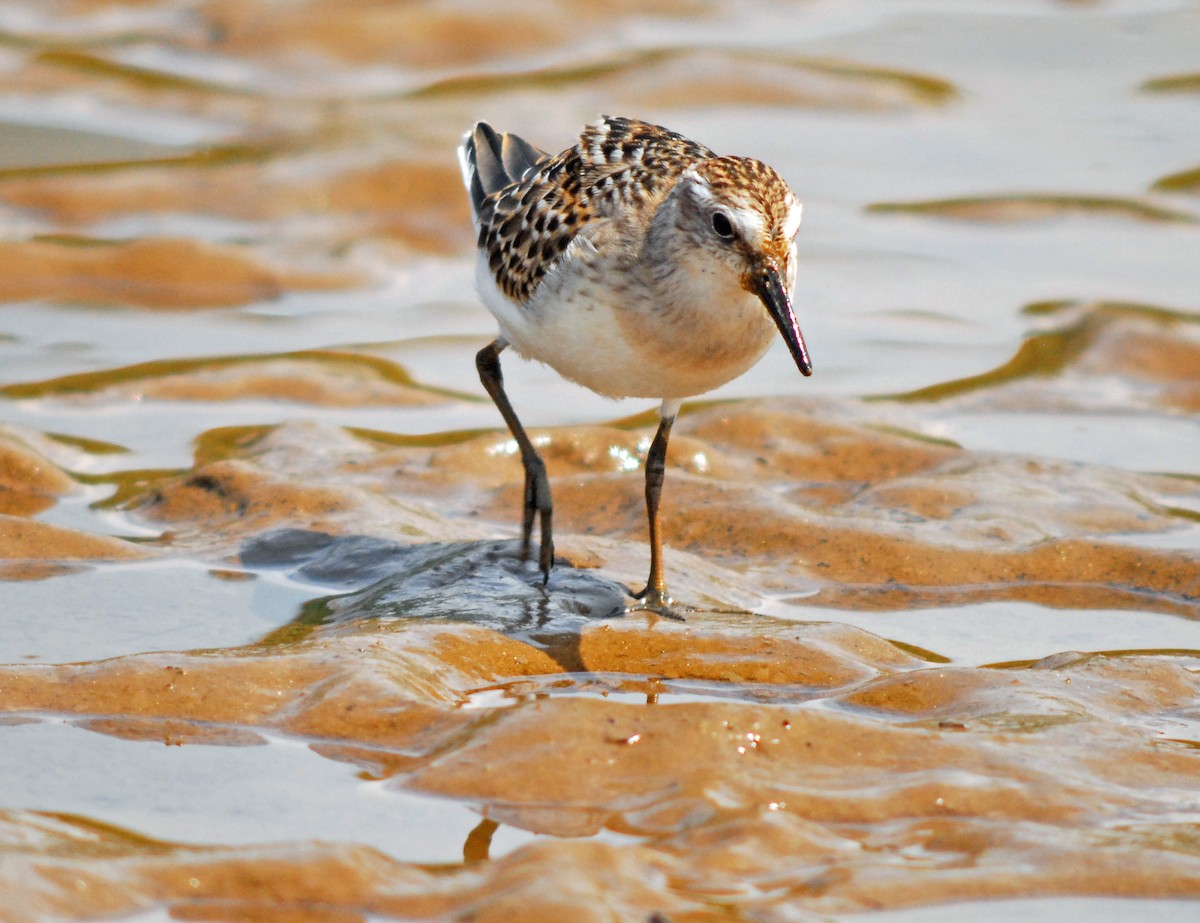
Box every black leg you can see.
[476,340,554,583]
[635,410,676,613]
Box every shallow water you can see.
[1,0,1199,920]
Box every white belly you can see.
[474,253,776,400]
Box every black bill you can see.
[755,266,812,377]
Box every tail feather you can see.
[458,122,549,217]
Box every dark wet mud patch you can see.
[242,530,631,645]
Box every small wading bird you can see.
[458,116,812,615]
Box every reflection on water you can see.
[1,0,1199,918]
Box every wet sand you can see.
[1,1,1199,920]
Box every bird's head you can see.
[674,156,811,377]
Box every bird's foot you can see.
[516,533,555,586]
[629,585,688,621]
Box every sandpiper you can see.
[458,116,812,614]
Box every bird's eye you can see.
[711,211,735,240]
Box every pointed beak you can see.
[754,264,812,377]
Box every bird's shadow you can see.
[240,529,631,672]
